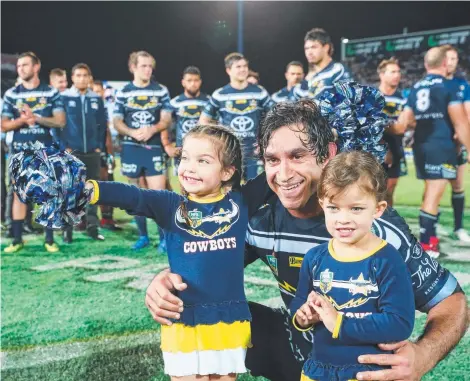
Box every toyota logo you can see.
[230,116,254,132]
[132,111,154,124]
[182,119,198,133]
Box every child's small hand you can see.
[310,293,339,333]
[295,291,321,328]
[295,301,316,328]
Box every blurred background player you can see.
[247,69,260,85]
[293,28,352,100]
[92,79,121,231]
[113,51,172,251]
[200,52,273,180]
[402,47,470,258]
[1,52,66,253]
[49,68,68,93]
[377,58,408,206]
[442,44,470,244]
[60,63,108,242]
[167,66,210,152]
[272,61,305,103]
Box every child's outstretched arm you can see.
[87,181,181,228]
[319,249,415,345]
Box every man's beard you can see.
[186,89,200,97]
[20,73,34,82]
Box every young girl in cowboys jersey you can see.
[291,151,415,381]
[86,124,251,380]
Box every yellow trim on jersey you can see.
[188,192,225,203]
[332,312,343,339]
[328,239,387,262]
[300,372,315,381]
[87,180,100,205]
[160,320,251,353]
[292,313,315,332]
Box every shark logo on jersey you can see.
[175,199,240,239]
[319,269,334,293]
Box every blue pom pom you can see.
[317,81,390,163]
[9,142,91,229]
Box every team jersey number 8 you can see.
[416,88,430,112]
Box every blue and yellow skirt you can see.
[161,320,251,376]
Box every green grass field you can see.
[1,158,470,381]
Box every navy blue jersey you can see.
[405,74,462,147]
[202,84,273,156]
[290,241,414,367]
[271,87,293,103]
[96,182,251,326]
[246,191,460,314]
[447,76,470,103]
[169,93,210,146]
[1,82,64,151]
[382,90,407,165]
[292,61,352,100]
[114,81,172,147]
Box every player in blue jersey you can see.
[1,52,66,253]
[200,52,273,181]
[291,151,414,381]
[272,61,305,103]
[377,58,408,206]
[84,125,254,379]
[402,47,470,258]
[147,100,468,381]
[166,66,210,152]
[443,45,470,244]
[292,28,352,100]
[113,51,173,250]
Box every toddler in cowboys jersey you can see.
[290,151,415,381]
[87,124,251,380]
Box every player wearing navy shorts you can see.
[1,52,66,253]
[442,44,470,244]
[113,51,172,250]
[377,58,408,206]
[402,47,470,258]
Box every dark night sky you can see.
[2,1,470,95]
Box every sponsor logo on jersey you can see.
[230,116,255,132]
[289,256,303,268]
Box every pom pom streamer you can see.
[317,81,390,163]
[9,142,91,229]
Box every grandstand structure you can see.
[342,26,470,90]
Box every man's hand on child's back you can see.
[145,269,187,326]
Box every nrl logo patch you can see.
[319,269,333,294]
[266,254,278,275]
[188,210,202,228]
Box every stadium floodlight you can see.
[342,38,349,43]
